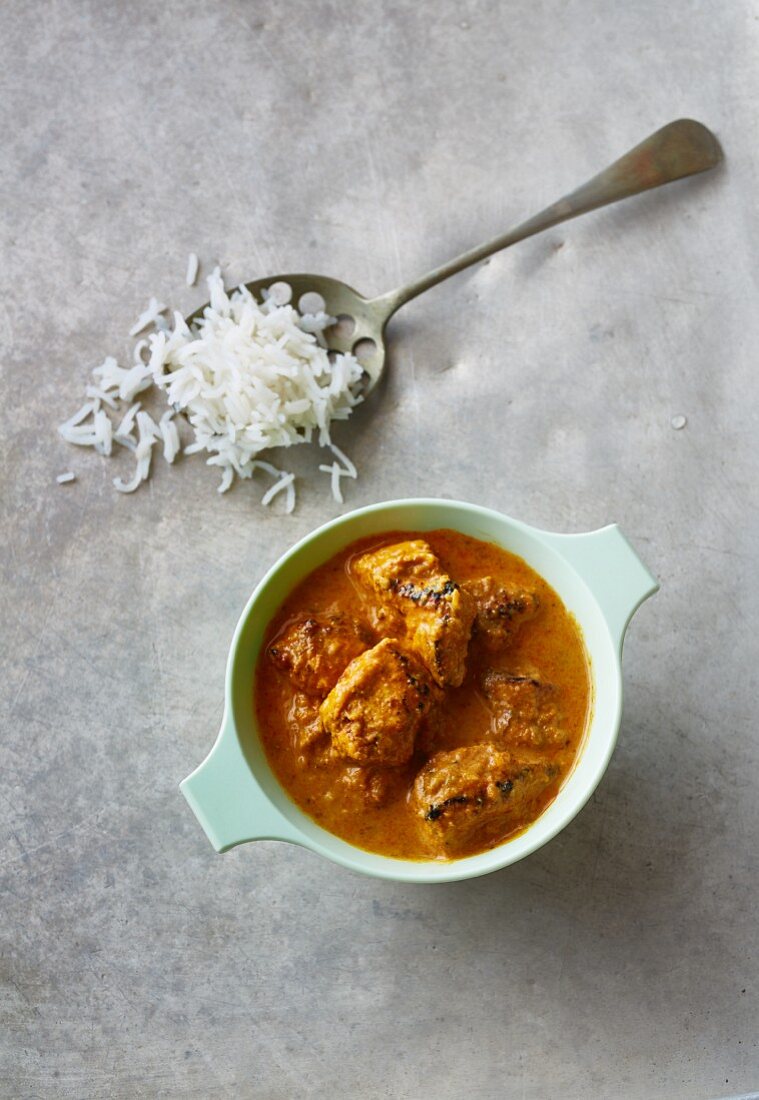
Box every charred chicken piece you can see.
[465,576,540,652]
[412,743,557,856]
[268,613,370,697]
[352,540,475,687]
[480,670,564,749]
[320,638,437,766]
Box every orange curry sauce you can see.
[255,529,591,861]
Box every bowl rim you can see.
[203,497,656,883]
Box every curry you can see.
[255,529,591,861]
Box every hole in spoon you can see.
[298,291,326,315]
[352,338,378,365]
[265,281,292,305]
[326,313,356,340]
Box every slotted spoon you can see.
[188,119,721,391]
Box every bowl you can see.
[180,499,657,883]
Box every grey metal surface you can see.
[1,1,756,1097]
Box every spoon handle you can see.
[372,119,721,319]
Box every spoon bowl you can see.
[185,272,389,392]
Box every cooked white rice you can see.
[159,409,180,464]
[318,442,358,504]
[185,253,199,287]
[114,401,141,445]
[148,267,363,496]
[129,297,167,337]
[58,264,362,509]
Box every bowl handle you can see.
[540,524,658,649]
[180,714,300,852]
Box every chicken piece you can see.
[352,540,475,687]
[465,576,539,652]
[320,638,437,766]
[480,670,564,748]
[412,743,557,856]
[268,613,370,697]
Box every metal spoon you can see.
[189,119,721,392]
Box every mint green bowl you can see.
[180,499,657,883]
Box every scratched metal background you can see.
[1,1,757,1097]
